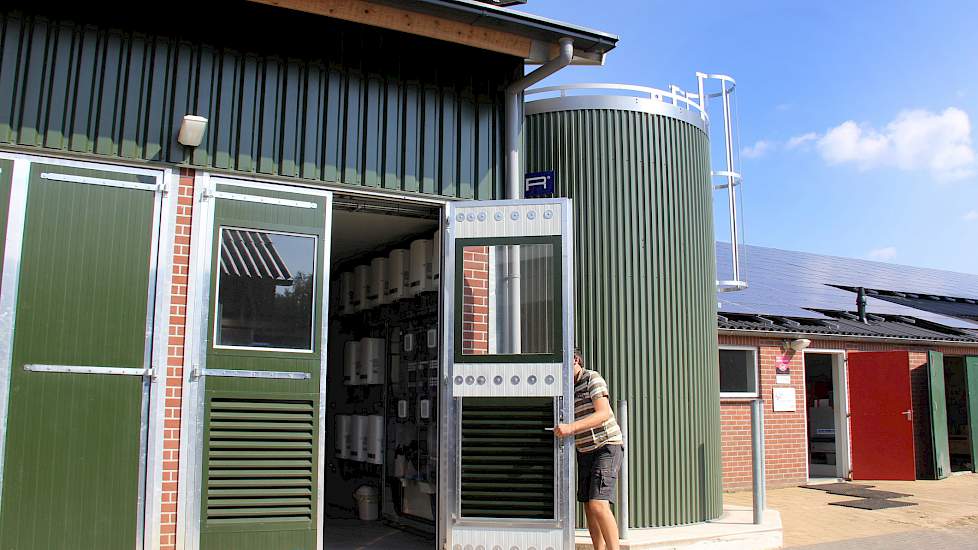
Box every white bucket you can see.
[354,485,380,521]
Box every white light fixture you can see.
[177,115,208,147]
[783,338,811,353]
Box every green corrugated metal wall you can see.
[526,110,722,527]
[0,3,518,199]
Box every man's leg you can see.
[585,500,619,550]
[584,504,606,550]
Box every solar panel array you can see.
[716,244,978,330]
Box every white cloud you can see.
[813,108,975,181]
[867,246,897,261]
[741,140,774,159]
[786,132,818,150]
[964,210,978,221]
[776,103,793,112]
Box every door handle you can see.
[902,409,913,421]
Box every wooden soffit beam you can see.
[249,0,535,59]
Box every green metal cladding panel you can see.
[0,3,518,199]
[966,356,978,473]
[0,165,156,549]
[526,109,722,527]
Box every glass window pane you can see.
[216,228,317,350]
[460,243,556,356]
[719,349,757,394]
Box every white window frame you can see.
[719,345,760,399]
[211,226,319,354]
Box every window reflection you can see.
[460,243,555,356]
[216,228,316,350]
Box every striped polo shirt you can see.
[574,368,623,453]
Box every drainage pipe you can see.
[502,37,574,352]
[751,399,767,525]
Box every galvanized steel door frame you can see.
[0,151,175,550]
[439,198,575,550]
[177,173,334,550]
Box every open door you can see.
[966,356,978,473]
[927,351,950,479]
[440,199,574,550]
[848,351,916,480]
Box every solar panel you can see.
[716,243,978,330]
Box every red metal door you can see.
[848,351,916,480]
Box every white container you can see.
[360,337,386,385]
[350,415,368,462]
[432,229,441,284]
[334,415,351,459]
[352,265,370,312]
[343,340,360,386]
[408,239,433,296]
[387,249,410,302]
[338,272,354,315]
[366,414,384,465]
[426,328,437,350]
[369,257,389,307]
[354,485,380,521]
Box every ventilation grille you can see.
[460,397,555,519]
[206,398,316,525]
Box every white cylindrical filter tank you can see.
[431,229,441,284]
[360,337,386,385]
[334,415,351,459]
[338,271,354,315]
[350,415,368,462]
[368,257,389,308]
[387,249,409,302]
[408,239,433,296]
[366,415,384,465]
[352,265,370,312]
[343,340,360,385]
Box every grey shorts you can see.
[577,444,623,503]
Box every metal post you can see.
[617,400,629,540]
[751,399,766,525]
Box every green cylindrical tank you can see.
[525,87,722,528]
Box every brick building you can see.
[715,244,978,491]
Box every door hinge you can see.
[190,363,201,381]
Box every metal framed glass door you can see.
[439,198,575,550]
[181,175,332,550]
[0,154,173,550]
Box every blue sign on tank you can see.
[524,170,555,197]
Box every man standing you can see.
[555,348,623,550]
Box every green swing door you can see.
[196,179,330,550]
[966,356,978,473]
[0,161,163,550]
[928,351,951,480]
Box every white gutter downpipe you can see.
[502,37,574,353]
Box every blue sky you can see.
[517,1,978,274]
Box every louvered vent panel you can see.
[206,398,315,524]
[460,397,555,519]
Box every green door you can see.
[966,356,978,473]
[0,162,162,549]
[197,180,330,550]
[928,351,951,480]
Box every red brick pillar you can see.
[160,169,194,550]
[462,246,489,354]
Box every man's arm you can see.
[554,394,611,438]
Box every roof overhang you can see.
[248,0,619,64]
[717,327,978,348]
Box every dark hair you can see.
[574,347,584,367]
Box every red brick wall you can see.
[160,169,194,549]
[462,246,489,354]
[719,336,808,490]
[718,334,977,491]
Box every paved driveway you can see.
[724,473,978,548]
